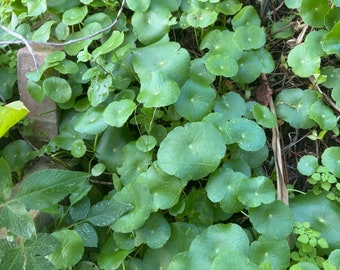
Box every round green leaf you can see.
[205,54,238,77]
[321,66,340,88]
[127,0,150,11]
[288,44,320,77]
[234,25,266,50]
[138,71,180,107]
[48,229,84,268]
[188,223,250,269]
[71,139,86,158]
[200,30,243,60]
[91,163,106,176]
[290,191,340,250]
[212,251,257,270]
[238,176,276,207]
[309,100,337,131]
[175,79,216,121]
[225,118,266,151]
[255,47,275,73]
[111,182,153,233]
[223,158,251,177]
[136,162,186,211]
[217,0,242,15]
[232,51,263,84]
[88,75,112,107]
[42,77,72,103]
[214,92,246,120]
[253,104,277,128]
[206,167,245,213]
[62,6,88,25]
[275,88,318,129]
[249,200,294,240]
[290,262,320,270]
[187,8,218,28]
[233,145,269,168]
[231,6,261,30]
[321,147,340,178]
[304,30,327,57]
[329,249,340,268]
[137,212,171,249]
[157,122,226,180]
[249,235,290,269]
[297,155,319,176]
[190,58,216,85]
[103,100,136,127]
[133,42,190,86]
[132,9,171,44]
[74,106,108,135]
[300,0,329,28]
[55,22,69,40]
[136,135,157,152]
[2,140,33,172]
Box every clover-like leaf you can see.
[133,42,190,86]
[187,8,218,28]
[231,6,261,30]
[214,92,246,120]
[138,71,180,108]
[157,122,226,180]
[205,54,238,77]
[249,235,290,269]
[300,0,329,28]
[137,162,186,211]
[234,25,266,50]
[249,200,294,240]
[253,104,277,128]
[297,155,319,176]
[42,77,72,103]
[309,100,337,131]
[287,44,321,77]
[103,100,136,127]
[321,146,340,178]
[238,176,276,207]
[275,88,318,129]
[290,191,340,250]
[175,79,216,121]
[206,167,245,213]
[225,118,266,151]
[111,182,153,233]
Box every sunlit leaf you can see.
[157,122,226,180]
[0,101,29,138]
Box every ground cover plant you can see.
[0,0,339,269]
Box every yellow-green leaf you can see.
[0,101,29,138]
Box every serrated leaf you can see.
[0,101,29,138]
[74,223,98,247]
[0,158,13,203]
[16,169,89,210]
[0,201,36,239]
[25,233,60,256]
[87,199,132,227]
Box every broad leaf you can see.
[0,101,29,138]
[214,92,246,120]
[103,100,136,127]
[42,77,72,103]
[16,169,89,210]
[0,158,13,203]
[321,147,340,178]
[92,31,124,60]
[157,122,226,180]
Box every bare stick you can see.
[0,24,39,70]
